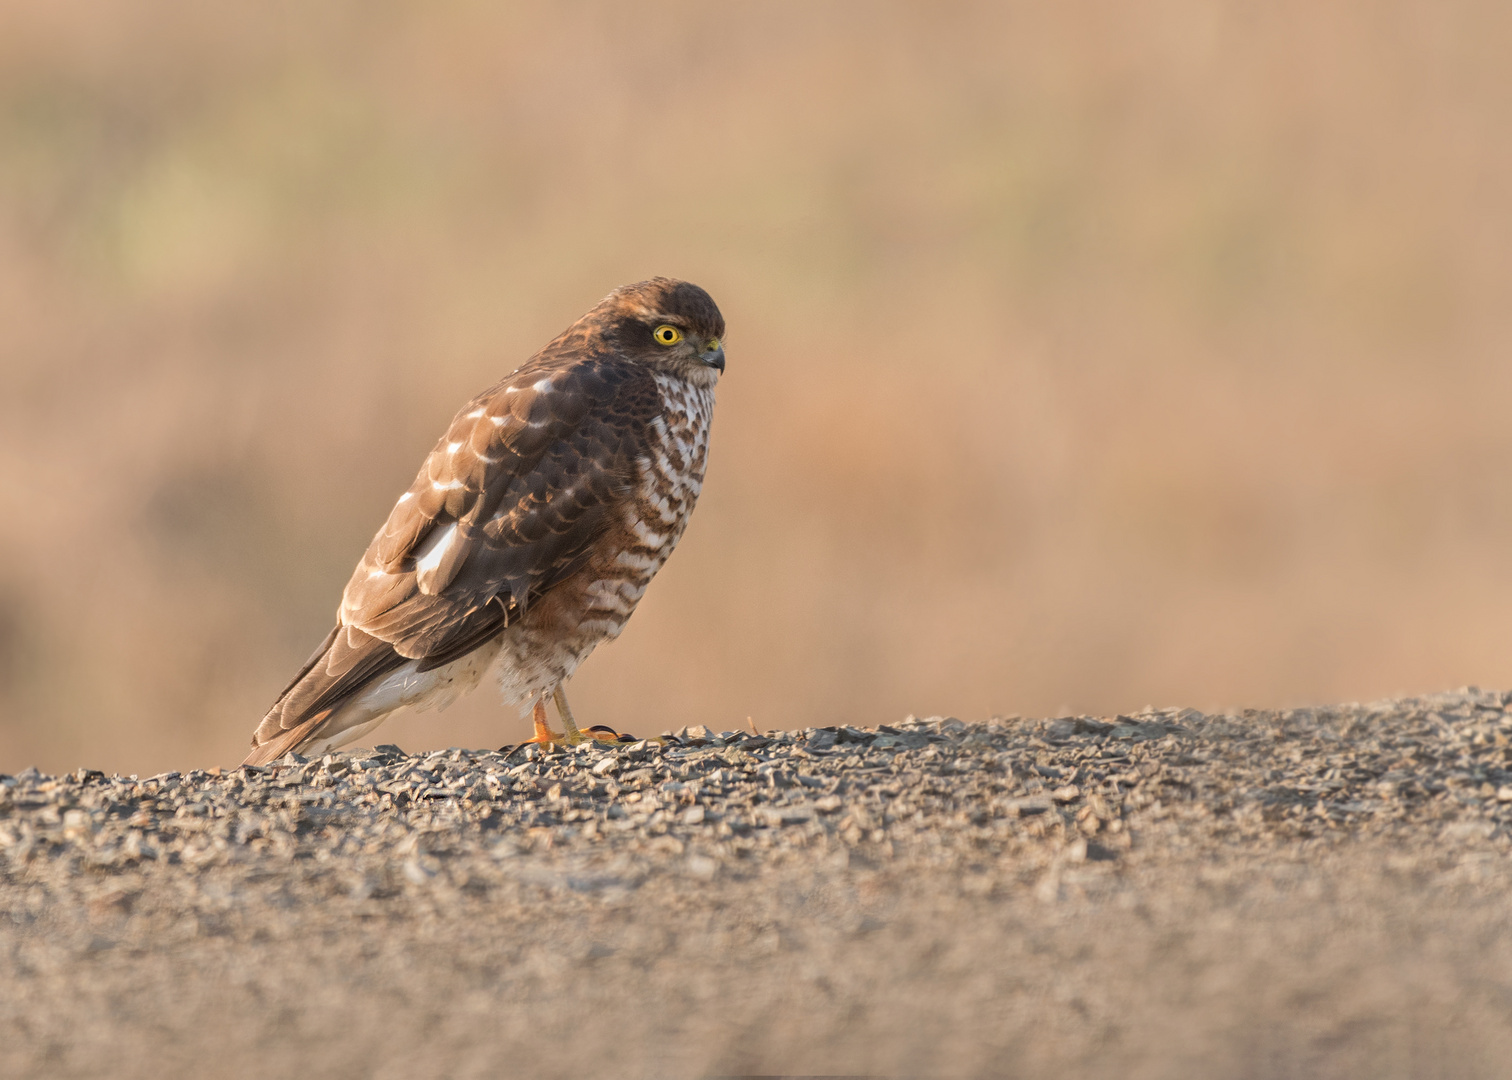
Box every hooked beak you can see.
[701,344,726,372]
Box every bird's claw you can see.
[524,723,637,749]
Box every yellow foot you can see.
[524,719,622,750]
[510,727,645,755]
[523,724,638,748]
[518,696,645,748]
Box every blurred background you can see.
[3,1,1512,775]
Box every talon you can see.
[584,724,632,743]
[519,690,648,748]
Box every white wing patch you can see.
[413,516,469,596]
[413,522,457,575]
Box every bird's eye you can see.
[653,325,683,346]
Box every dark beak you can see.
[702,345,726,372]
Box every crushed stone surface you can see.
[7,691,1512,1077]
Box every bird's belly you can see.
[487,576,643,711]
[486,535,683,710]
[488,373,712,710]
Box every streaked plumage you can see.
[244,278,725,765]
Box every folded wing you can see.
[243,357,658,763]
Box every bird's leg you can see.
[553,686,587,744]
[526,697,566,745]
[523,689,606,747]
[516,686,640,748]
[553,686,634,744]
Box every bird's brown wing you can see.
[244,357,660,764]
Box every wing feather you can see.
[343,359,653,655]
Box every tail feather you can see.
[242,709,336,767]
[243,624,407,766]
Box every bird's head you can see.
[598,277,726,386]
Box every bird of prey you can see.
[242,278,725,766]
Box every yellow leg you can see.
[521,688,638,748]
[553,686,585,743]
[554,686,634,744]
[525,698,565,745]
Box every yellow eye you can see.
[653,324,683,346]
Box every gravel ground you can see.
[7,690,1512,1078]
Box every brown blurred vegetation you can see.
[3,1,1512,775]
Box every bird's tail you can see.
[243,624,406,766]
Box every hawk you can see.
[243,278,725,766]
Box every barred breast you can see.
[489,371,715,708]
